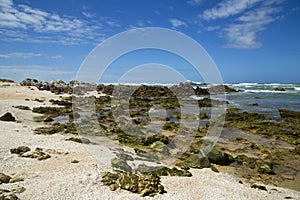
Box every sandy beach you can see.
[1,82,300,200]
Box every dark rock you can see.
[20,78,38,86]
[181,154,211,169]
[34,126,63,135]
[13,105,30,110]
[279,109,300,119]
[251,184,267,191]
[274,87,285,91]
[0,173,11,184]
[10,146,31,155]
[210,85,239,93]
[65,137,91,144]
[71,160,79,163]
[199,112,208,119]
[0,112,16,121]
[207,146,231,166]
[236,155,275,174]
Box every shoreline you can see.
[0,81,300,199]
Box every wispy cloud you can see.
[200,0,261,20]
[187,0,202,6]
[0,0,106,45]
[0,52,42,58]
[199,0,285,49]
[169,19,187,28]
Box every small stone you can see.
[210,165,219,173]
[0,173,11,184]
[71,160,79,163]
[251,184,267,191]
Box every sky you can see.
[0,0,299,83]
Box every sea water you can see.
[225,83,300,118]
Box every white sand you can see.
[0,83,299,200]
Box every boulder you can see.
[0,112,16,121]
[207,146,232,165]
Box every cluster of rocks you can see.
[10,146,51,161]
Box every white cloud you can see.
[206,26,220,31]
[169,19,187,28]
[222,6,282,49]
[50,55,63,59]
[0,52,42,58]
[200,0,262,20]
[187,0,202,6]
[199,0,285,49]
[0,0,105,45]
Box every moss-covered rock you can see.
[236,155,274,175]
[101,171,165,197]
[207,146,232,166]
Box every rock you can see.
[0,190,20,200]
[65,137,91,144]
[101,171,165,197]
[0,112,16,121]
[207,146,231,166]
[0,173,11,184]
[181,154,211,169]
[150,141,166,152]
[251,184,267,191]
[9,176,24,183]
[118,172,139,192]
[10,146,31,155]
[21,150,51,161]
[43,116,54,122]
[274,87,285,91]
[199,112,208,119]
[236,155,275,174]
[71,160,79,163]
[279,109,300,118]
[20,78,38,86]
[13,105,30,110]
[111,158,132,172]
[11,186,26,194]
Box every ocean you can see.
[225,83,300,118]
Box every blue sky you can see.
[0,0,299,83]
